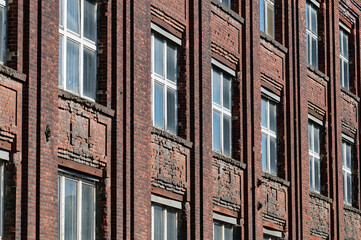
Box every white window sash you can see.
[212,67,232,155]
[151,203,178,240]
[264,0,275,36]
[59,0,97,100]
[309,122,321,192]
[151,32,179,133]
[58,173,96,240]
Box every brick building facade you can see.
[0,0,360,239]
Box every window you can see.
[306,1,318,68]
[308,121,321,192]
[151,28,179,133]
[58,172,96,240]
[342,140,352,205]
[0,0,6,63]
[213,221,233,240]
[261,97,277,175]
[0,161,4,239]
[212,66,232,156]
[217,0,231,8]
[260,0,275,38]
[59,0,98,99]
[152,204,178,240]
[340,27,349,90]
[263,234,281,240]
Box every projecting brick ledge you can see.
[58,89,115,117]
[0,64,26,82]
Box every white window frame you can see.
[151,24,180,134]
[212,60,234,156]
[340,26,350,90]
[151,195,180,240]
[342,137,353,205]
[213,219,234,240]
[261,92,278,175]
[306,1,318,68]
[58,171,96,240]
[0,0,6,64]
[309,120,321,193]
[59,0,98,100]
[0,150,9,240]
[260,0,275,38]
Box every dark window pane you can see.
[154,82,164,128]
[64,179,77,240]
[81,184,95,240]
[213,222,222,240]
[154,34,164,76]
[261,98,267,128]
[167,42,178,82]
[262,134,267,171]
[153,205,164,240]
[66,40,79,93]
[166,88,177,133]
[83,48,97,99]
[223,115,231,156]
[213,111,221,152]
[167,209,177,240]
[270,136,277,175]
[213,69,221,105]
[223,75,231,110]
[84,0,97,41]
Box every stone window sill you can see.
[260,32,288,54]
[151,126,193,148]
[309,191,332,203]
[307,64,329,82]
[262,172,290,187]
[212,151,246,169]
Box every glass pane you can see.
[154,34,164,76]
[154,82,164,128]
[167,209,177,240]
[266,2,274,38]
[64,179,77,240]
[343,32,348,59]
[261,98,267,128]
[213,69,221,105]
[344,60,349,90]
[262,134,267,171]
[306,3,309,29]
[308,123,313,151]
[270,136,277,175]
[224,224,233,240]
[66,40,79,93]
[84,0,97,41]
[82,184,95,240]
[269,101,277,132]
[213,111,221,152]
[312,36,318,68]
[166,42,178,82]
[67,0,79,33]
[223,75,231,110]
[153,205,164,240]
[340,57,344,88]
[223,0,231,8]
[166,88,177,133]
[0,7,5,63]
[223,115,231,156]
[213,222,222,240]
[314,125,320,154]
[306,33,310,64]
[311,6,317,34]
[315,159,320,192]
[343,171,346,202]
[346,144,351,169]
[59,36,63,87]
[83,48,97,99]
[347,173,352,204]
[59,0,63,26]
[309,156,313,189]
[339,30,342,54]
[260,0,265,32]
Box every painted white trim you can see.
[263,227,283,238]
[308,114,323,126]
[309,0,320,8]
[211,59,236,76]
[151,23,181,45]
[213,212,237,225]
[340,22,351,33]
[0,150,9,161]
[261,87,280,102]
[342,133,354,143]
[151,195,182,209]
